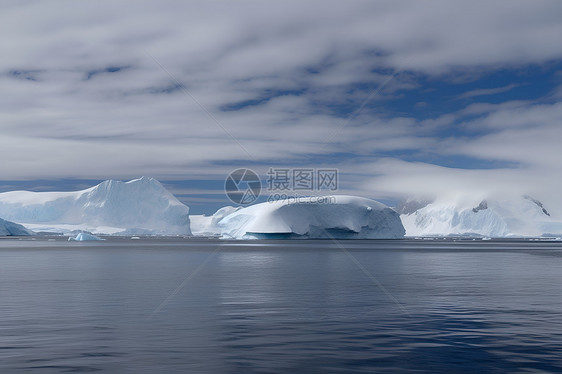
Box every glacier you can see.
[0,177,191,235]
[216,196,405,239]
[400,195,562,237]
[0,218,34,236]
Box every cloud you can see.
[355,98,562,216]
[361,158,562,217]
[456,102,562,151]
[1,0,562,212]
[456,84,519,100]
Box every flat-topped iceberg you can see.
[0,177,190,236]
[217,196,405,239]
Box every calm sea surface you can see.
[0,237,560,373]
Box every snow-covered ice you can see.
[216,196,405,239]
[0,177,190,235]
[0,218,34,236]
[400,195,562,237]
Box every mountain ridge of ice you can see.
[400,195,562,237]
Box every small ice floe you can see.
[69,232,104,241]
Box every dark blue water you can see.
[0,238,560,373]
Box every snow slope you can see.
[217,196,405,239]
[0,218,34,236]
[0,177,190,235]
[401,195,562,237]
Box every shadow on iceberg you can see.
[0,218,34,236]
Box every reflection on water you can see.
[0,238,560,373]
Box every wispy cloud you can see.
[456,84,519,100]
[1,0,562,212]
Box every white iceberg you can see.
[400,195,562,237]
[0,177,190,236]
[217,196,405,239]
[0,217,34,236]
[69,232,104,241]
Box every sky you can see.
[1,0,562,215]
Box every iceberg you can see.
[69,232,104,241]
[0,177,190,235]
[0,217,34,236]
[401,195,562,237]
[217,196,405,239]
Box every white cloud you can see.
[456,84,518,100]
[356,99,562,216]
[1,0,562,212]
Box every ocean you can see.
[0,237,560,373]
